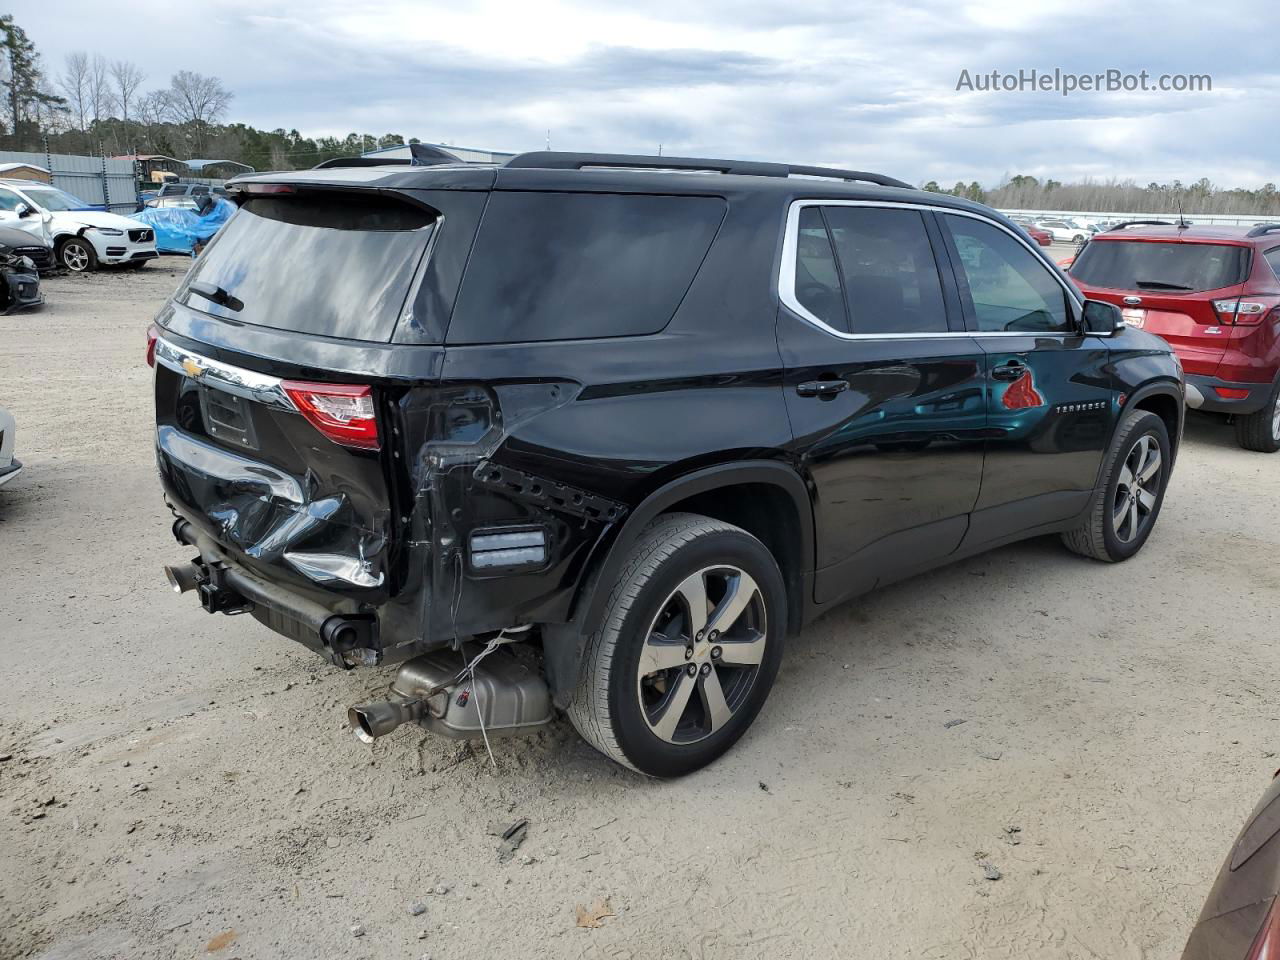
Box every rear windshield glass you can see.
[1071,240,1249,293]
[447,191,725,344]
[179,192,435,341]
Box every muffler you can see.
[348,643,552,743]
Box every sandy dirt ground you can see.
[1,258,1277,960]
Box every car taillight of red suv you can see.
[1069,221,1280,452]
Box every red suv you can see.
[1070,221,1280,452]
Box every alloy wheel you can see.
[1271,392,1280,442]
[62,242,90,272]
[1112,433,1162,543]
[636,565,767,745]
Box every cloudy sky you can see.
[17,0,1278,188]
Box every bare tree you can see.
[166,70,232,150]
[87,53,109,123]
[58,50,89,131]
[109,59,144,121]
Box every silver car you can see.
[0,406,21,488]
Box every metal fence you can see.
[0,150,137,213]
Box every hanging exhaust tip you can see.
[164,562,202,594]
[347,699,424,744]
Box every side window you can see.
[1265,247,1280,282]
[793,207,847,331]
[0,189,23,212]
[821,206,948,335]
[942,214,1071,333]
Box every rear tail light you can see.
[1247,897,1280,960]
[146,324,159,367]
[281,381,380,450]
[1212,298,1280,325]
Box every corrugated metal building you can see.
[0,150,137,212]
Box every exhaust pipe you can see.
[347,699,425,744]
[164,562,202,594]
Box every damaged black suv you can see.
[152,151,1184,777]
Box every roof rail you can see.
[503,151,912,188]
[1246,223,1280,238]
[313,143,461,170]
[1107,219,1175,232]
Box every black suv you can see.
[150,151,1184,777]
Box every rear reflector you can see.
[281,381,380,450]
[1215,386,1252,400]
[146,324,159,367]
[470,529,548,570]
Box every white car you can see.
[0,180,158,273]
[0,406,21,489]
[1033,218,1093,244]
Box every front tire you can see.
[1234,379,1280,453]
[57,237,97,273]
[568,513,787,777]
[1062,410,1171,561]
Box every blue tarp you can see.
[131,197,235,254]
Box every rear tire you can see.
[1234,379,1280,453]
[1062,409,1171,562]
[567,513,787,777]
[57,237,97,273]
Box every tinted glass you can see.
[1070,239,1249,293]
[179,193,435,341]
[794,207,846,331]
[821,206,947,335]
[943,214,1070,332]
[1266,247,1280,282]
[448,192,725,344]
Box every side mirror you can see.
[1082,299,1125,335]
[15,203,32,218]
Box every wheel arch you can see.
[1124,380,1184,460]
[542,460,814,707]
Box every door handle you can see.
[796,379,849,398]
[991,360,1028,382]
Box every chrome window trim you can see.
[778,199,1084,342]
[153,337,298,412]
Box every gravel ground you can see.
[1,259,1277,960]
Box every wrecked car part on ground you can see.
[151,151,1184,776]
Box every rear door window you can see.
[942,214,1071,333]
[1071,239,1250,292]
[447,191,725,344]
[820,206,948,335]
[179,191,436,342]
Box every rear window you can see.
[446,191,725,344]
[1071,239,1249,293]
[179,192,435,341]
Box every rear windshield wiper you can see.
[1133,279,1194,291]
[188,280,244,312]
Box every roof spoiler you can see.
[313,143,462,170]
[503,151,912,189]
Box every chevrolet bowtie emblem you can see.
[181,357,204,378]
